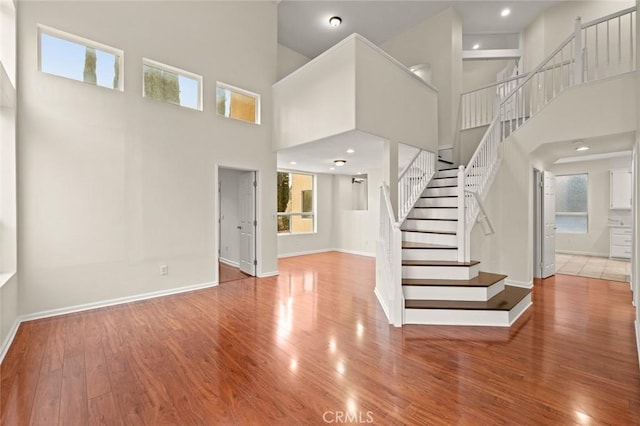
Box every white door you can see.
[238,171,256,276]
[541,171,556,278]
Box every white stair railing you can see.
[376,184,403,327]
[397,149,436,223]
[457,6,635,263]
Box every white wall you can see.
[463,59,514,92]
[219,168,243,265]
[550,156,632,256]
[355,38,438,153]
[382,7,462,153]
[277,43,310,81]
[277,173,334,257]
[523,1,635,72]
[17,1,278,315]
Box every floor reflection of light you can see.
[575,411,590,424]
[290,358,297,371]
[356,322,364,337]
[329,338,337,353]
[336,360,345,375]
[346,398,357,414]
[276,298,294,341]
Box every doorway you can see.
[533,169,556,279]
[218,167,257,283]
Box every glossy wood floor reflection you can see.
[218,262,250,284]
[2,253,639,425]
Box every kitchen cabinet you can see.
[610,169,632,210]
[610,227,632,259]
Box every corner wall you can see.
[17,1,278,315]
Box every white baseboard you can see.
[333,248,375,258]
[0,318,21,365]
[258,270,279,278]
[219,257,239,268]
[20,281,218,323]
[505,279,533,289]
[277,248,332,259]
[555,249,610,258]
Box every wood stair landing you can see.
[402,271,507,302]
[402,271,507,287]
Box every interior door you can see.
[238,171,256,276]
[542,171,556,278]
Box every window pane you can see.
[556,174,588,234]
[277,216,290,233]
[277,172,314,234]
[143,62,201,110]
[277,172,290,213]
[216,83,259,124]
[40,31,120,90]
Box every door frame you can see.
[533,168,543,279]
[215,165,260,283]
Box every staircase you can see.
[399,167,532,326]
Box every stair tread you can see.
[412,206,457,209]
[402,242,457,250]
[402,271,507,287]
[438,167,458,171]
[402,229,457,235]
[433,176,457,180]
[405,217,458,221]
[402,260,480,267]
[405,286,530,311]
[427,185,457,188]
[421,195,457,198]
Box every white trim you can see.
[278,248,332,259]
[219,257,239,268]
[463,49,521,60]
[374,287,391,323]
[555,249,610,258]
[0,318,21,365]
[20,281,217,323]
[0,271,16,289]
[333,248,375,258]
[505,279,534,289]
[258,271,279,278]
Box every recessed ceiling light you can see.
[329,16,342,27]
[346,148,355,154]
[501,8,511,17]
[290,161,297,165]
[472,43,480,50]
[576,146,590,151]
[334,159,347,167]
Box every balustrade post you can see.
[574,16,583,84]
[457,166,466,263]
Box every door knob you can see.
[237,226,242,229]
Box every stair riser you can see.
[423,187,457,197]
[407,209,457,220]
[404,293,531,326]
[436,169,458,178]
[415,198,457,208]
[402,263,480,280]
[402,279,505,301]
[402,231,457,246]
[402,219,457,232]
[430,177,458,187]
[402,249,458,262]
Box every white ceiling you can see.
[278,1,559,58]
[532,132,636,166]
[276,130,419,175]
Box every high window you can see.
[277,172,314,234]
[38,25,123,90]
[143,59,202,110]
[216,82,260,124]
[556,174,588,233]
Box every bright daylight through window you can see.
[143,59,201,110]
[277,172,314,234]
[555,174,588,233]
[39,26,122,90]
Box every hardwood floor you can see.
[1,252,639,425]
[218,262,250,284]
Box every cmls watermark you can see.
[322,410,374,424]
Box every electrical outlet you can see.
[160,265,168,275]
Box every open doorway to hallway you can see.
[218,167,257,283]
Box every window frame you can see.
[555,173,589,234]
[37,24,124,91]
[215,81,261,125]
[277,170,316,235]
[142,58,203,111]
